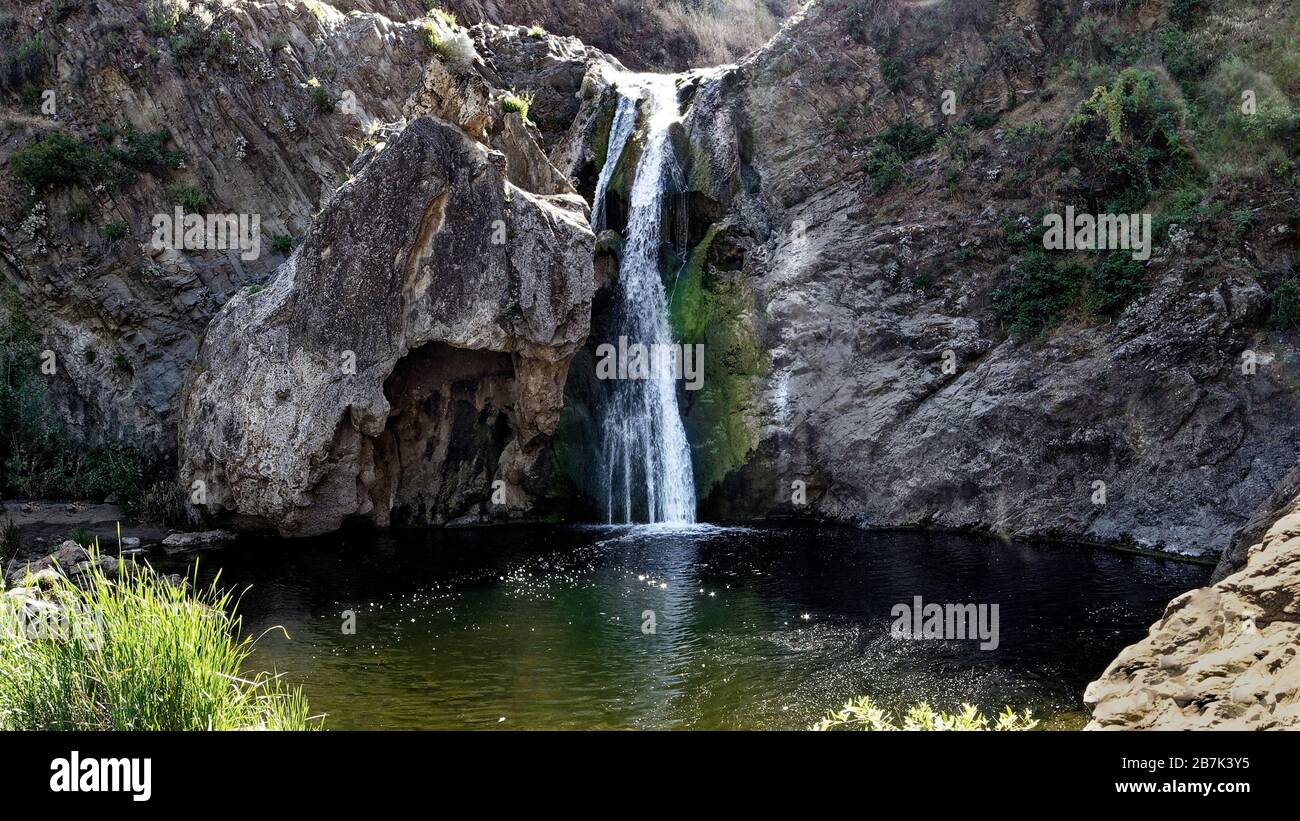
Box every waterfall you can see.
[590,93,637,233]
[592,75,696,525]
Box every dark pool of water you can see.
[165,524,1209,730]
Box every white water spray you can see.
[591,75,696,524]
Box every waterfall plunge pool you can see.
[162,524,1208,729]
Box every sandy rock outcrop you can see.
[177,115,593,536]
[1084,492,1300,729]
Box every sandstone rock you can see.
[1084,492,1300,729]
[178,116,594,536]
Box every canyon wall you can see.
[556,0,1300,556]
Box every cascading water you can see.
[592,75,696,525]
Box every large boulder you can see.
[1084,490,1300,729]
[178,115,594,537]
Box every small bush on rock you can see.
[1268,279,1300,330]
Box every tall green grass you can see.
[0,550,317,730]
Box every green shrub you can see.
[421,22,452,58]
[0,549,317,730]
[502,91,534,122]
[994,247,1087,338]
[877,120,941,158]
[527,25,545,38]
[1168,0,1208,27]
[881,57,907,90]
[0,289,151,506]
[142,0,183,37]
[1005,120,1050,154]
[812,696,1038,731]
[1086,252,1147,316]
[271,233,295,254]
[112,125,185,173]
[101,220,129,240]
[863,143,904,194]
[168,183,207,210]
[1,35,47,91]
[82,446,144,516]
[967,110,1000,130]
[1268,279,1300,330]
[305,76,335,113]
[1062,68,1194,212]
[10,133,95,191]
[66,201,92,223]
[1156,25,1211,86]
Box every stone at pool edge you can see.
[160,530,237,553]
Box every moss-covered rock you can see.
[668,224,767,502]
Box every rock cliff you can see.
[177,115,593,536]
[549,0,1300,556]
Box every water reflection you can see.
[167,524,1208,730]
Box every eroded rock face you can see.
[0,1,433,461]
[1084,492,1300,730]
[576,0,1300,556]
[177,116,593,536]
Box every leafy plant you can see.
[1268,279,1300,331]
[305,76,335,113]
[502,90,535,122]
[1062,68,1194,212]
[142,0,183,38]
[112,125,185,174]
[101,220,129,240]
[1,35,47,91]
[812,696,1038,731]
[421,22,453,58]
[994,248,1088,338]
[863,143,903,194]
[168,183,208,210]
[1086,252,1147,317]
[10,133,96,191]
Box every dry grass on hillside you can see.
[653,0,800,66]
